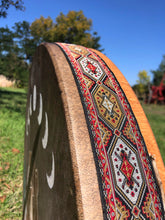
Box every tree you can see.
[132,70,150,98]
[0,26,14,55]
[30,16,54,44]
[12,21,36,60]
[0,10,103,87]
[151,55,165,86]
[136,70,150,86]
[0,53,29,87]
[30,11,103,51]
[0,25,29,87]
[0,0,25,18]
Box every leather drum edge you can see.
[43,43,104,220]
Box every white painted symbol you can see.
[24,204,27,220]
[29,95,32,116]
[26,86,37,136]
[37,93,43,125]
[27,86,55,190]
[26,125,28,136]
[33,85,37,111]
[26,108,30,136]
[42,112,48,149]
[46,152,55,189]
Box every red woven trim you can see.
[57,43,163,219]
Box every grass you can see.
[141,103,165,163]
[0,87,164,219]
[0,87,27,219]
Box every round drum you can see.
[23,43,165,219]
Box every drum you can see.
[23,43,165,219]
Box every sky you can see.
[1,0,165,86]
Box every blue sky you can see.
[1,0,165,85]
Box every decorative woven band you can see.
[56,43,164,220]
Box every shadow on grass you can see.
[0,88,27,115]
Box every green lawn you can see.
[141,103,165,163]
[0,87,27,219]
[0,87,164,219]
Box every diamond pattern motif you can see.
[120,158,134,181]
[111,138,144,205]
[80,57,104,80]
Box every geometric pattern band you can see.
[56,43,164,219]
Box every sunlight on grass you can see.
[141,103,165,163]
[0,87,26,219]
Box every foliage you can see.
[12,21,37,60]
[151,55,165,86]
[133,70,150,98]
[0,52,29,87]
[136,70,150,85]
[132,84,146,98]
[30,10,103,51]
[0,0,25,18]
[30,16,54,44]
[0,23,31,87]
[0,26,14,54]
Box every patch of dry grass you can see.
[0,75,15,88]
